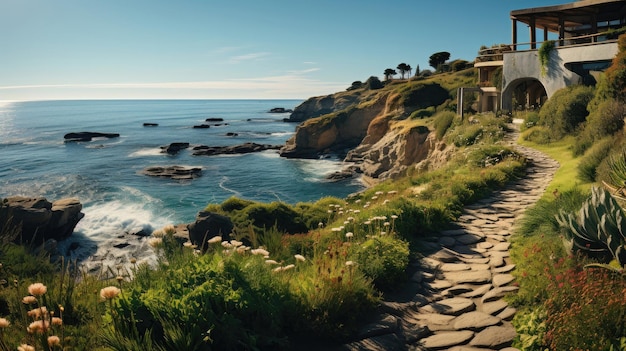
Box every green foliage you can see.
[491,66,503,90]
[512,307,548,350]
[467,145,521,168]
[429,51,450,70]
[347,81,363,91]
[606,148,626,191]
[450,59,470,72]
[536,85,594,140]
[432,111,455,139]
[605,34,626,100]
[556,187,626,269]
[351,236,409,289]
[366,76,383,90]
[538,40,555,76]
[408,106,435,119]
[398,82,449,110]
[575,99,625,156]
[519,111,539,132]
[220,196,254,212]
[577,137,613,182]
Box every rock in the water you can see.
[205,117,224,122]
[187,211,233,250]
[0,196,84,244]
[142,166,202,180]
[143,123,159,127]
[160,142,190,155]
[225,132,239,137]
[64,132,120,142]
[269,107,293,113]
[193,124,211,129]
[192,142,281,156]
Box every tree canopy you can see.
[429,52,451,70]
[384,68,397,81]
[397,63,409,79]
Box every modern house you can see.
[470,0,625,114]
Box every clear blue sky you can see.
[1,0,561,101]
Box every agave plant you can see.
[555,187,626,271]
[607,148,626,195]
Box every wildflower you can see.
[294,254,306,262]
[236,246,249,254]
[251,248,270,256]
[383,199,390,204]
[48,335,61,347]
[147,237,162,248]
[391,215,398,219]
[18,345,35,351]
[328,204,335,208]
[345,232,354,239]
[208,236,222,244]
[22,296,37,305]
[364,220,372,225]
[230,240,243,247]
[130,258,137,264]
[283,264,295,271]
[355,199,361,204]
[152,229,165,238]
[265,260,279,265]
[183,241,193,248]
[327,210,333,214]
[388,190,397,195]
[28,283,47,296]
[345,261,355,266]
[334,204,341,208]
[371,196,378,200]
[221,241,232,249]
[273,266,284,272]
[384,222,390,227]
[51,317,63,326]
[381,231,387,235]
[28,306,48,319]
[339,226,345,230]
[163,224,176,234]
[100,286,121,300]
[0,318,9,328]
[347,216,355,221]
[375,191,384,195]
[363,204,369,208]
[116,276,124,283]
[343,221,349,225]
[28,320,49,334]
[318,222,324,228]
[338,211,344,215]
[354,210,360,214]
[331,227,341,232]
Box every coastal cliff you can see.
[280,77,462,181]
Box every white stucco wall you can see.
[501,42,619,111]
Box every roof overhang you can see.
[511,0,626,33]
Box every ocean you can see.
[0,99,363,271]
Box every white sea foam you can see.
[129,148,163,157]
[218,176,242,196]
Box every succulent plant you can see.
[556,187,626,270]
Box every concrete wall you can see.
[501,42,619,111]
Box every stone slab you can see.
[420,297,475,316]
[444,270,492,284]
[420,330,475,349]
[493,274,515,287]
[469,326,516,348]
[453,311,501,331]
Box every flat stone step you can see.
[441,263,471,272]
[420,330,475,349]
[452,311,501,331]
[493,274,516,287]
[481,300,508,316]
[493,264,516,274]
[444,270,492,284]
[469,326,517,348]
[420,297,476,316]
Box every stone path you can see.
[341,123,559,350]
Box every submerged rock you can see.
[192,142,281,156]
[160,142,190,155]
[193,124,211,129]
[143,123,159,127]
[205,117,224,122]
[269,107,293,113]
[142,165,202,180]
[64,132,120,142]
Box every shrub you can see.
[232,202,308,235]
[544,266,626,350]
[220,196,254,212]
[520,111,540,132]
[537,85,594,140]
[351,235,409,290]
[366,76,383,90]
[433,111,455,139]
[409,106,435,119]
[577,136,613,182]
[399,82,449,110]
[575,99,625,156]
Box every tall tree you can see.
[397,63,408,79]
[406,64,412,78]
[384,68,397,81]
[415,64,420,77]
[429,52,451,70]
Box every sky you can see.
[1,0,564,101]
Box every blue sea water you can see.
[0,100,362,268]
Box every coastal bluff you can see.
[280,81,451,181]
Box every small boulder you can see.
[193,124,211,129]
[64,132,120,142]
[205,118,224,122]
[142,166,202,180]
[160,142,190,155]
[187,211,233,251]
[143,123,159,127]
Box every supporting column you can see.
[512,19,518,51]
[559,16,565,46]
[530,16,537,49]
[457,88,464,119]
[544,27,549,42]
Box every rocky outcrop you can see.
[187,211,233,251]
[279,93,392,158]
[161,142,190,155]
[64,132,120,142]
[142,166,202,180]
[192,142,281,156]
[283,92,362,122]
[346,124,452,181]
[269,107,293,113]
[0,196,84,244]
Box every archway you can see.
[503,78,547,111]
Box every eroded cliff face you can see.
[280,81,454,180]
[283,92,362,122]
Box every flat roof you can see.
[511,0,626,32]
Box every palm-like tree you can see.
[384,68,397,81]
[397,63,408,79]
[406,64,412,78]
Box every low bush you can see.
[577,136,614,182]
[537,85,594,140]
[351,235,409,290]
[432,111,455,139]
